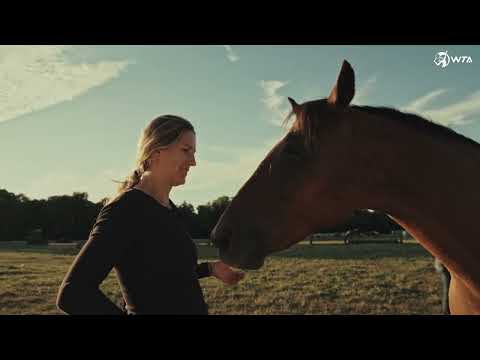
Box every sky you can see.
[1,45,480,208]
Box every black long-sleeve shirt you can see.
[56,188,211,315]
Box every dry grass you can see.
[0,241,443,315]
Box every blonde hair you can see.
[109,115,195,204]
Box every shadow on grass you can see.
[0,242,432,261]
[272,243,432,260]
[197,242,431,261]
[0,243,79,256]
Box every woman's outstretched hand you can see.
[210,261,245,285]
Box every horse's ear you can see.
[328,60,355,107]
[288,97,301,115]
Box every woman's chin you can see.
[173,178,187,186]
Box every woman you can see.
[56,115,244,315]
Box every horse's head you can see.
[211,60,360,269]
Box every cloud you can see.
[0,45,131,124]
[23,168,129,203]
[21,141,286,208]
[173,137,281,203]
[259,80,291,126]
[353,75,378,105]
[222,45,239,62]
[402,89,480,126]
[187,140,278,190]
[401,89,448,113]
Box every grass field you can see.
[0,240,444,315]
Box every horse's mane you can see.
[285,99,480,151]
[353,105,480,150]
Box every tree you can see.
[196,196,231,238]
[0,189,32,241]
[0,187,236,243]
[176,201,202,238]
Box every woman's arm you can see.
[56,202,132,315]
[196,261,245,285]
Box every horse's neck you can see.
[353,116,480,294]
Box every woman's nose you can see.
[191,155,197,167]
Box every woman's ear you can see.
[148,150,162,167]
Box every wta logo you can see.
[434,51,473,68]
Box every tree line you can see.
[0,188,402,244]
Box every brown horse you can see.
[211,60,480,315]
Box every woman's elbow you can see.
[56,282,78,314]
